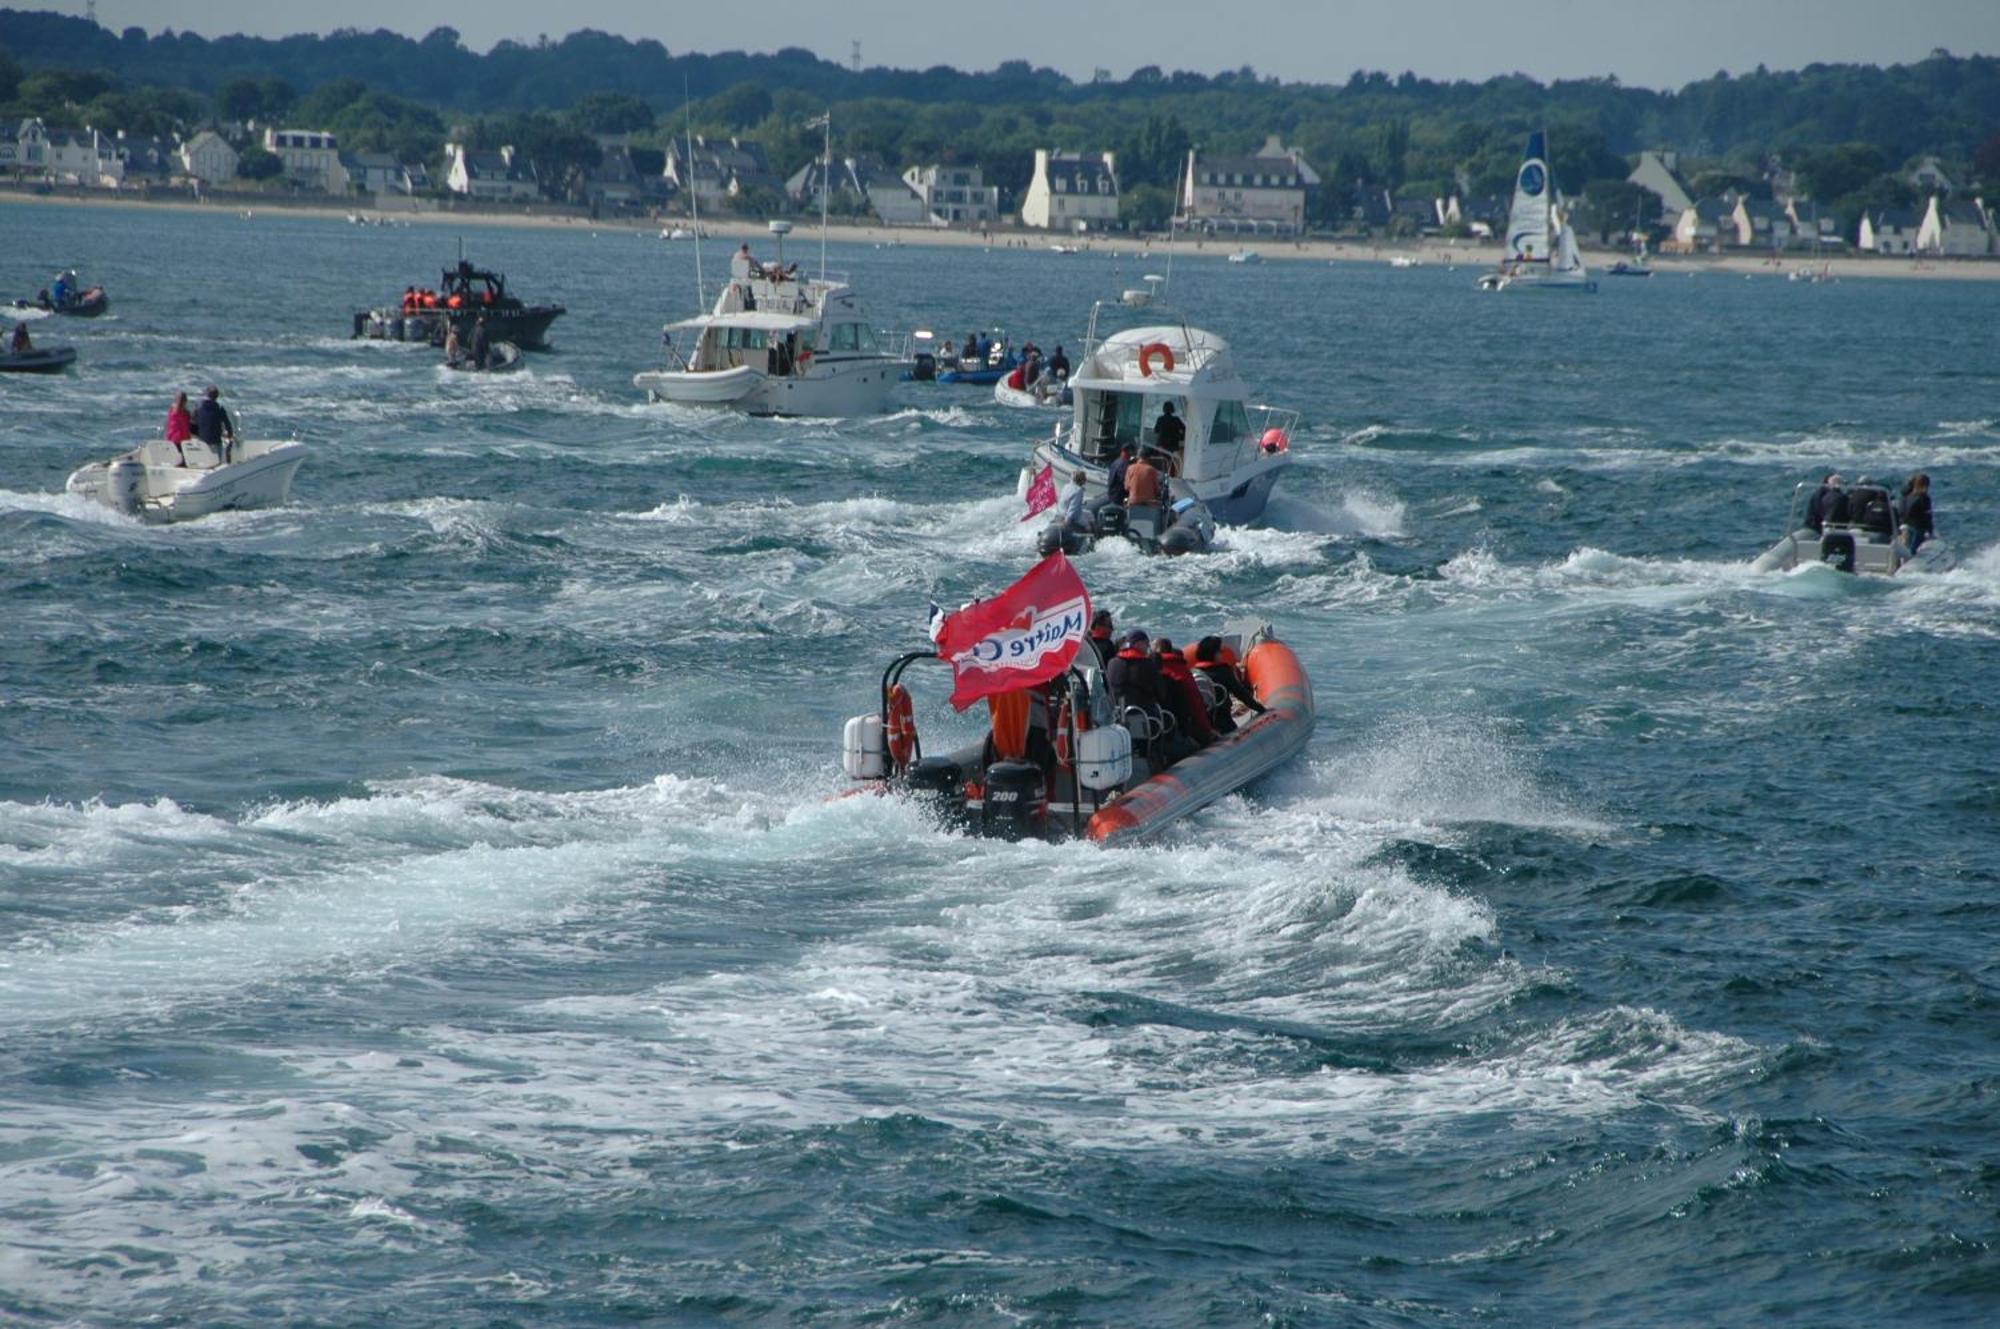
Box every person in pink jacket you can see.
[164,391,193,466]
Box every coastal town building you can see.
[1020,150,1119,231]
[46,126,124,187]
[1859,208,1921,255]
[1628,150,1696,220]
[664,136,778,211]
[1179,136,1314,235]
[445,144,538,201]
[1916,195,1992,256]
[115,132,177,180]
[1728,197,1802,249]
[0,116,51,177]
[786,153,928,225]
[178,129,239,184]
[263,128,345,194]
[1908,156,1955,196]
[901,163,1001,226]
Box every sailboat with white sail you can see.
[1477,129,1597,293]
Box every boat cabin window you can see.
[1085,391,1188,463]
[826,323,879,353]
[723,327,769,351]
[1209,400,1250,446]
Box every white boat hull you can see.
[1753,526,1934,577]
[993,378,1060,410]
[636,358,899,417]
[67,439,307,523]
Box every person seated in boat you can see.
[1105,444,1135,506]
[733,243,766,279]
[50,272,69,307]
[1059,470,1090,532]
[961,332,978,365]
[1124,449,1165,509]
[1805,472,1845,532]
[164,391,193,465]
[1153,638,1215,752]
[1151,401,1186,462]
[8,320,29,353]
[35,288,53,310]
[1087,608,1117,671]
[1898,473,1934,554]
[1192,635,1266,735]
[1048,345,1071,380]
[1847,477,1895,537]
[193,386,236,466]
[443,324,463,367]
[1106,630,1167,745]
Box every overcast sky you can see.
[48,0,2000,90]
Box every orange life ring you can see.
[885,683,916,770]
[1137,341,1175,377]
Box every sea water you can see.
[2,203,1997,1325]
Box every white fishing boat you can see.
[633,239,903,416]
[1227,249,1261,265]
[1017,303,1298,527]
[1477,130,1596,293]
[66,436,307,523]
[635,116,903,418]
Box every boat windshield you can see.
[1082,390,1188,462]
[825,322,879,353]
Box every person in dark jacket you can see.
[1152,401,1186,464]
[1086,608,1117,670]
[1105,444,1135,506]
[1192,635,1267,734]
[469,314,491,370]
[1898,473,1934,555]
[1153,639,1215,747]
[1805,473,1844,532]
[1104,629,1163,720]
[192,386,236,465]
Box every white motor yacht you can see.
[634,222,902,418]
[67,437,307,523]
[1017,306,1298,526]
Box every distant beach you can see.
[5,185,1997,283]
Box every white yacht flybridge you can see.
[634,220,903,417]
[1018,300,1298,526]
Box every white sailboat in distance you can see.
[1477,129,1597,293]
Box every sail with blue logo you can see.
[1506,130,1553,265]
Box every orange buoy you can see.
[1137,341,1176,377]
[885,683,917,770]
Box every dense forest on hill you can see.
[3,8,1998,233]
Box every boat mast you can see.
[819,110,831,283]
[685,79,704,309]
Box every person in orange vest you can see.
[1191,635,1265,734]
[1153,638,1215,747]
[401,286,417,313]
[1124,449,1164,507]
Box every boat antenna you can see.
[685,77,704,309]
[820,109,828,282]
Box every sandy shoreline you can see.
[5,187,1997,283]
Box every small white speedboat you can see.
[67,437,308,523]
[993,372,1065,411]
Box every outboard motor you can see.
[1159,521,1204,557]
[979,760,1046,840]
[1093,504,1128,539]
[1037,521,1088,558]
[904,756,969,830]
[1820,531,1857,574]
[909,351,936,382]
[105,458,145,516]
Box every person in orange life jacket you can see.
[1153,637,1215,747]
[1124,450,1164,507]
[1193,635,1265,734]
[401,286,418,313]
[1105,444,1135,505]
[1105,629,1164,722]
[1086,608,1117,670]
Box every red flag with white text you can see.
[934,552,1092,710]
[1020,462,1056,522]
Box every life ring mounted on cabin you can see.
[1137,341,1176,378]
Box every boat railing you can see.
[1219,404,1301,471]
[1779,480,1810,544]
